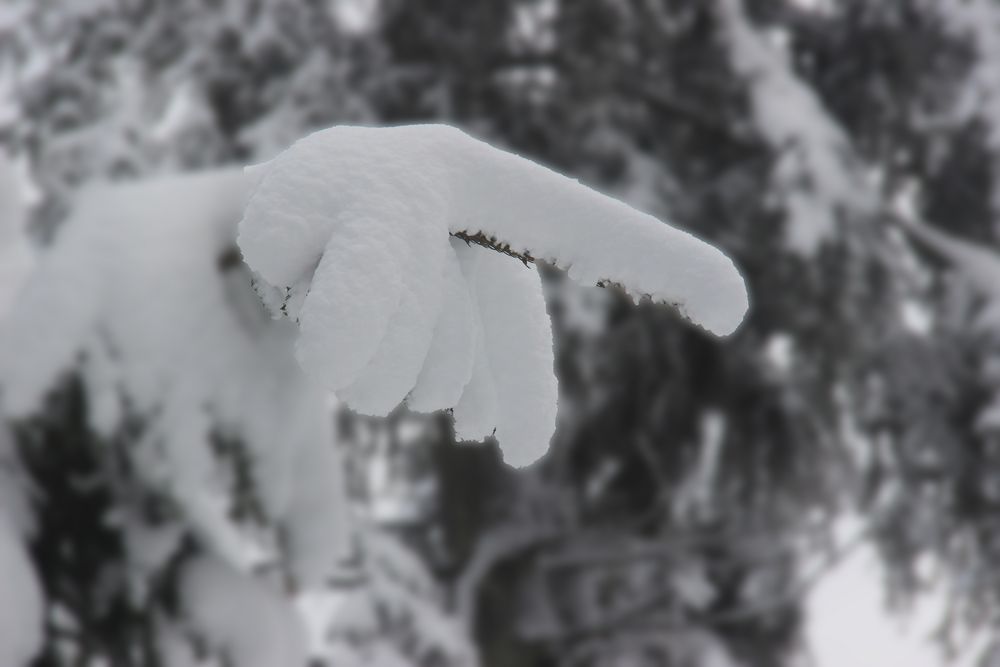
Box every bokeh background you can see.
[2,0,1000,665]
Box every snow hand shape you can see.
[238,125,748,467]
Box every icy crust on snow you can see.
[0,170,350,585]
[239,124,747,465]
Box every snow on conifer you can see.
[452,242,557,467]
[0,170,351,586]
[239,124,748,467]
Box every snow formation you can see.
[0,170,351,586]
[239,124,748,466]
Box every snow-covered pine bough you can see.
[239,124,749,468]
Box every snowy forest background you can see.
[4,0,1000,665]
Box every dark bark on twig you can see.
[451,230,537,266]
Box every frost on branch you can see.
[239,124,749,467]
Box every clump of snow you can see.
[239,124,748,466]
[452,242,557,467]
[0,169,351,585]
[180,555,309,667]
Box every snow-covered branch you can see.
[239,124,749,467]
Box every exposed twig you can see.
[451,230,537,266]
[450,231,685,318]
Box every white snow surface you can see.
[452,242,557,467]
[0,169,351,585]
[239,124,748,466]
